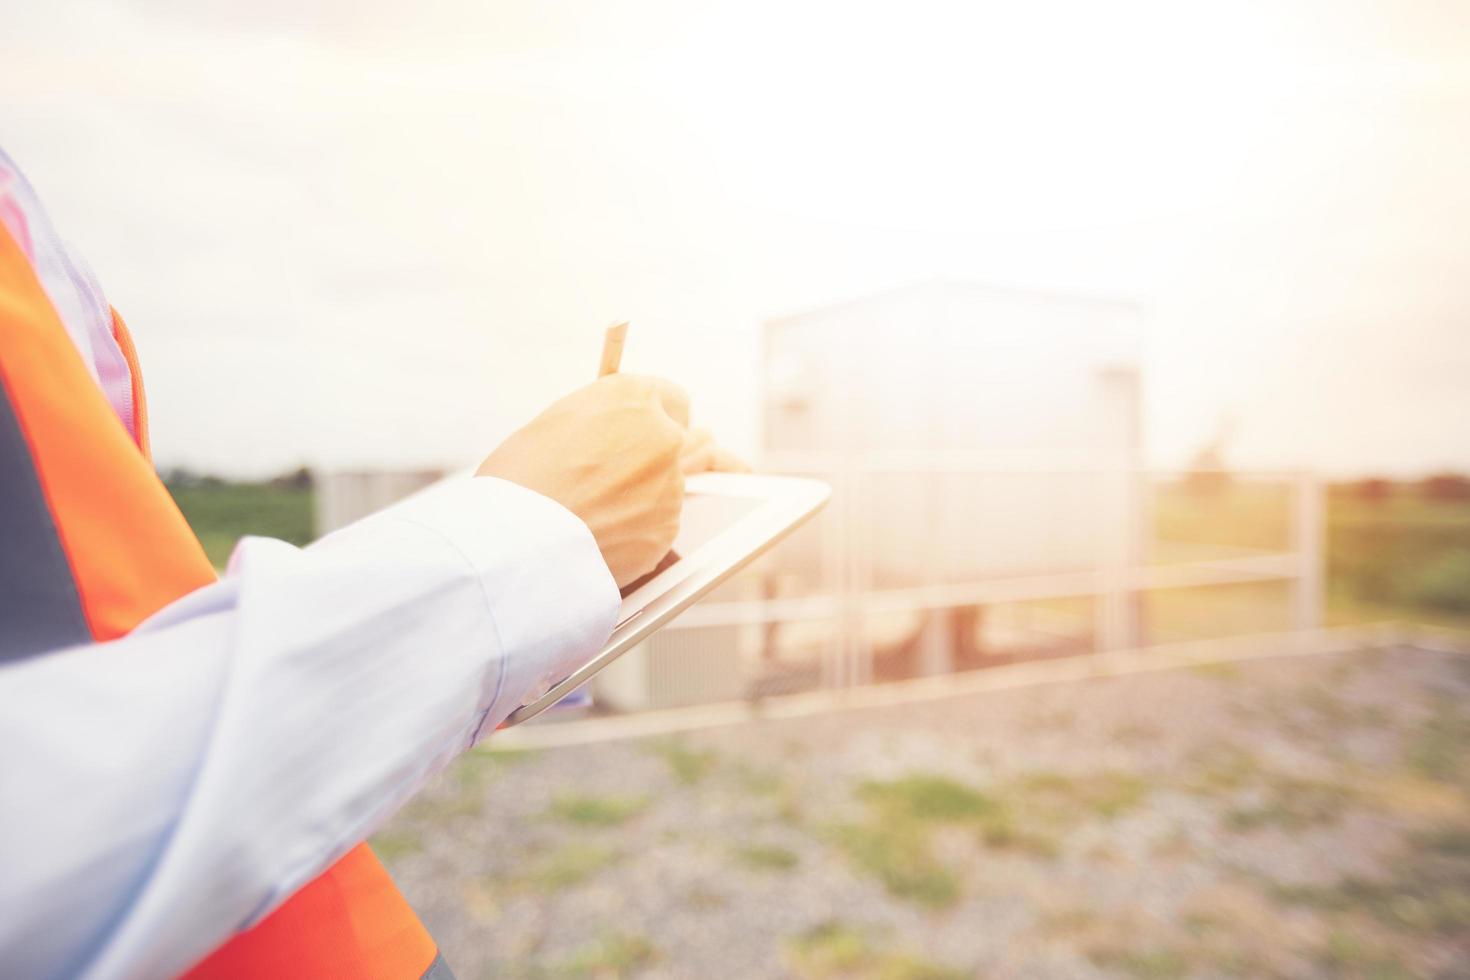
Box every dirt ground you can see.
[375,645,1470,979]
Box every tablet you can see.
[503,472,830,725]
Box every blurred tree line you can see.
[1347,472,1470,504]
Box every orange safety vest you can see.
[0,222,448,978]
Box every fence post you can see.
[1097,365,1144,651]
[1292,473,1325,630]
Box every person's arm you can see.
[0,476,618,980]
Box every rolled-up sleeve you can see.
[0,476,619,980]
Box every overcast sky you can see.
[2,0,1467,477]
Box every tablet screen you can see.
[618,493,762,598]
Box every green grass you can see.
[399,778,486,822]
[1188,660,1243,681]
[528,842,621,889]
[650,738,720,784]
[1330,530,1470,618]
[1153,481,1470,631]
[1144,582,1294,643]
[1017,770,1151,820]
[854,773,1039,872]
[955,770,1151,856]
[1183,745,1265,795]
[1407,696,1469,784]
[1179,743,1366,832]
[784,922,966,980]
[369,829,423,862]
[1317,930,1415,980]
[830,821,959,907]
[1277,874,1470,936]
[1270,820,1470,958]
[837,770,1155,901]
[833,772,1126,905]
[1100,947,1188,980]
[1037,905,1193,979]
[734,843,800,872]
[395,746,535,822]
[548,793,649,826]
[167,480,314,568]
[1418,824,1470,859]
[451,745,534,798]
[1297,686,1392,732]
[785,923,870,977]
[1223,774,1356,831]
[857,774,998,822]
[734,763,787,796]
[556,931,657,976]
[1153,480,1291,554]
[871,956,968,980]
[1324,490,1470,623]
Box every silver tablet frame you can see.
[502,473,830,726]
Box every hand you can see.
[477,375,742,588]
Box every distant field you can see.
[166,481,314,569]
[1326,490,1470,627]
[1153,481,1470,632]
[166,477,1470,629]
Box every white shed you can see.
[596,281,1155,710]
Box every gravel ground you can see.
[376,646,1470,979]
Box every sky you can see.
[1,0,1467,478]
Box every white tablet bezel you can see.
[502,472,830,726]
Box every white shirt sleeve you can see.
[0,476,620,980]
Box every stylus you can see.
[598,320,629,377]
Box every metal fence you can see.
[591,467,1323,712]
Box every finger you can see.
[680,441,716,475]
[708,445,752,473]
[642,376,691,429]
[681,432,751,475]
[697,438,750,472]
[679,427,713,467]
